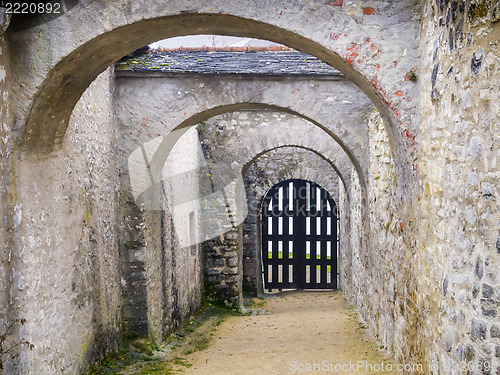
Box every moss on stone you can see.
[468,0,491,26]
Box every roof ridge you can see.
[151,45,293,53]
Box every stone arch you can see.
[194,109,353,195]
[127,103,362,236]
[12,3,420,190]
[241,144,347,195]
[125,104,362,300]
[147,109,354,300]
[142,103,367,192]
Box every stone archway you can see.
[135,108,354,310]
[2,2,424,371]
[11,2,420,190]
[242,147,342,296]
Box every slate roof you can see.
[115,50,340,76]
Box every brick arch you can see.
[12,3,420,189]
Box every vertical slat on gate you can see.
[282,182,290,288]
[262,198,271,292]
[320,189,329,288]
[332,201,338,289]
[295,180,306,289]
[272,191,279,289]
[262,218,268,289]
[309,185,317,287]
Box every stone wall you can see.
[418,1,500,373]
[202,229,242,309]
[0,31,15,374]
[7,68,121,374]
[340,109,421,364]
[117,119,204,344]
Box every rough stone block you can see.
[207,267,221,276]
[207,258,225,268]
[482,305,497,317]
[223,267,238,275]
[483,284,494,299]
[207,275,219,284]
[444,325,453,351]
[465,344,475,362]
[493,2,500,21]
[491,324,500,338]
[226,275,239,283]
[456,344,464,361]
[475,260,484,279]
[473,283,481,298]
[227,257,238,267]
[468,0,492,27]
[471,319,488,340]
[224,231,238,240]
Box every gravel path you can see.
[180,291,401,375]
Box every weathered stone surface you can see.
[471,319,487,340]
[444,325,454,351]
[491,324,500,338]
[481,305,497,317]
[227,257,238,268]
[114,73,373,182]
[0,0,498,374]
[7,69,123,373]
[10,0,421,185]
[483,284,495,299]
[468,0,492,27]
[0,9,10,35]
[492,2,500,21]
[419,0,499,371]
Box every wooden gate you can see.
[261,179,338,291]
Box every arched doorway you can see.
[261,179,338,292]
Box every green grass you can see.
[244,297,266,309]
[85,350,133,374]
[173,357,193,367]
[265,252,339,272]
[85,303,242,375]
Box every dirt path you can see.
[179,291,401,375]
